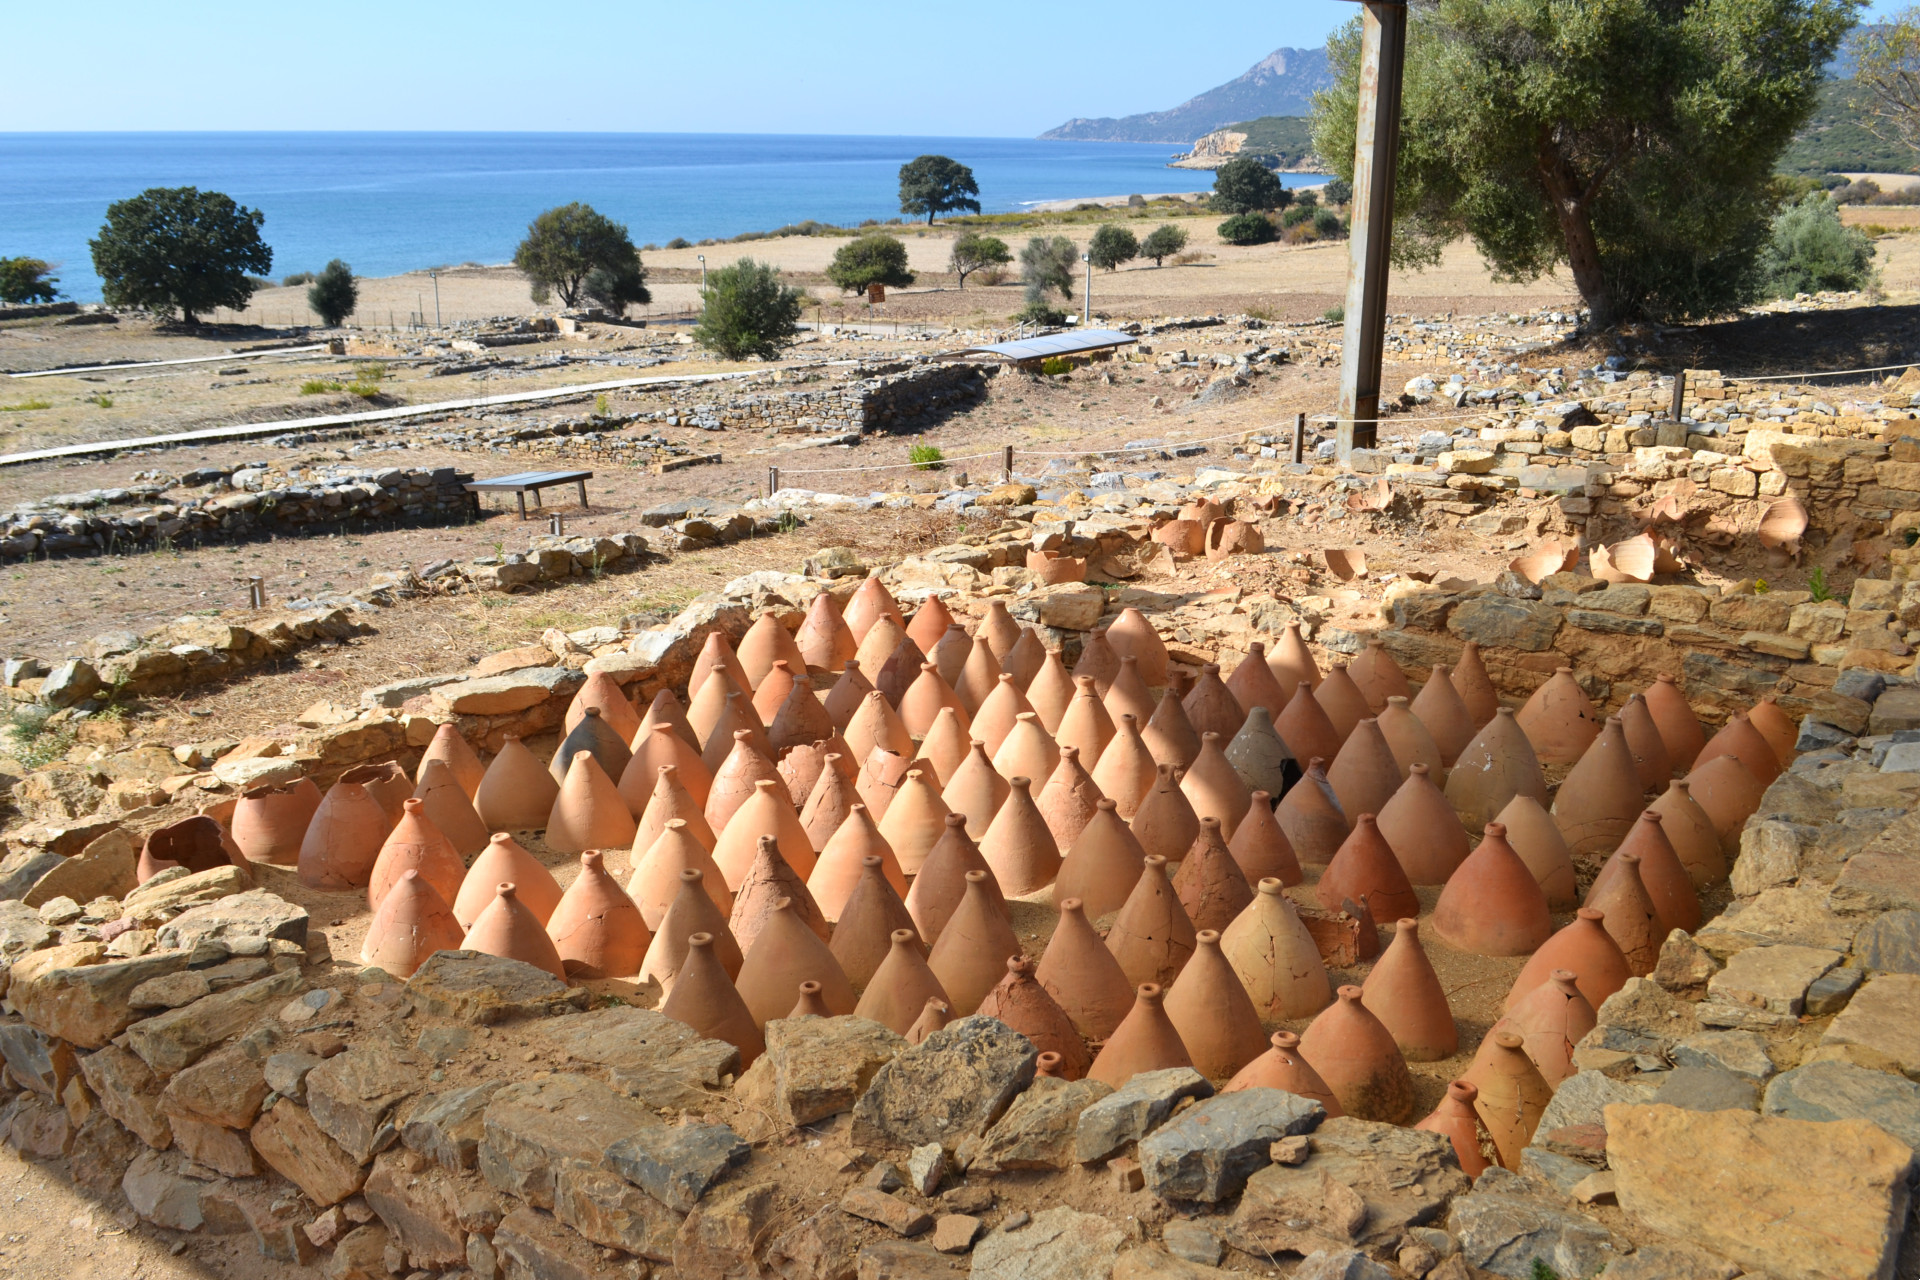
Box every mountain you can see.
[1040,47,1333,145]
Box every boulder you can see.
[604,1121,750,1212]
[126,966,303,1075]
[1227,1118,1469,1258]
[1075,1068,1214,1165]
[530,1006,737,1109]
[407,950,587,1024]
[252,1099,368,1206]
[21,827,136,908]
[1448,1167,1631,1280]
[157,889,309,952]
[1763,1060,1920,1149]
[479,1074,661,1209]
[551,1165,681,1262]
[1821,972,1920,1073]
[13,946,186,1048]
[671,1180,780,1280]
[973,1077,1113,1171]
[1139,1089,1325,1203]
[400,1082,501,1172]
[121,864,249,922]
[78,1043,171,1148]
[306,1047,423,1163]
[735,1014,904,1129]
[852,1016,1036,1150]
[362,1148,468,1267]
[497,1205,644,1280]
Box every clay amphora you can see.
[974,600,1021,663]
[624,721,713,815]
[550,706,632,790]
[1376,764,1468,885]
[1618,693,1675,791]
[143,812,250,886]
[956,631,1004,717]
[1172,817,1254,934]
[1180,732,1253,839]
[1159,929,1266,1081]
[823,661,878,732]
[1026,649,1076,734]
[1414,1081,1490,1176]
[1131,762,1202,867]
[1225,643,1290,719]
[809,803,905,919]
[790,980,832,1018]
[1327,719,1403,822]
[412,758,491,858]
[855,616,914,698]
[1516,667,1600,765]
[777,738,836,813]
[1093,713,1159,818]
[1225,1031,1342,1114]
[942,740,1010,839]
[361,869,465,977]
[905,593,957,656]
[878,769,953,875]
[977,956,1091,1079]
[1377,697,1443,782]
[417,721,487,801]
[910,707,970,790]
[830,856,920,990]
[1551,716,1646,857]
[1001,627,1047,693]
[1317,814,1419,923]
[1450,641,1500,727]
[1224,706,1297,800]
[1642,674,1707,771]
[1684,753,1764,851]
[1276,759,1350,865]
[1182,664,1246,744]
[355,760,415,823]
[1055,799,1147,920]
[564,672,641,751]
[736,897,856,1026]
[1104,654,1158,729]
[1462,1030,1552,1169]
[1038,746,1106,853]
[1073,629,1122,697]
[1410,664,1475,767]
[630,819,730,931]
[1144,686,1203,774]
[1502,969,1595,1087]
[854,746,910,822]
[1593,810,1700,935]
[1277,680,1343,771]
[795,590,858,675]
[1267,623,1321,693]
[971,674,1034,758]
[900,662,969,741]
[547,851,649,980]
[1580,851,1661,975]
[907,998,954,1044]
[695,681,771,777]
[1106,854,1197,988]
[1647,779,1726,886]
[369,798,465,914]
[854,928,950,1034]
[661,932,764,1067]
[687,631,753,709]
[640,869,742,990]
[1747,694,1797,768]
[632,765,717,862]
[1349,640,1413,714]
[730,834,829,957]
[705,732,791,836]
[547,753,638,855]
[1036,896,1135,1041]
[980,776,1062,898]
[767,669,836,759]
[926,870,1024,1013]
[1699,711,1781,787]
[1229,794,1301,886]
[844,575,905,646]
[992,712,1060,792]
[1087,983,1193,1087]
[1104,607,1170,687]
[1219,875,1332,1019]
[906,814,1008,946]
[475,737,562,832]
[1360,920,1457,1061]
[451,832,559,930]
[1505,907,1631,1013]
[798,754,858,851]
[1493,794,1577,910]
[1056,676,1117,769]
[1314,665,1371,745]
[713,778,815,889]
[299,773,395,890]
[637,687,700,754]
[1430,822,1552,957]
[1444,707,1549,829]
[1298,986,1415,1123]
[231,778,322,866]
[462,882,567,979]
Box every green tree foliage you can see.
[1853,9,1920,155]
[826,234,915,294]
[1324,178,1353,207]
[898,155,982,224]
[307,259,357,327]
[1020,236,1079,302]
[1015,299,1068,326]
[584,259,651,315]
[1211,157,1289,214]
[695,258,804,360]
[1218,213,1278,245]
[1088,225,1140,271]
[1759,193,1878,296]
[1139,224,1190,266]
[89,187,271,323]
[513,203,646,309]
[1311,0,1857,326]
[949,232,1012,287]
[0,258,59,305]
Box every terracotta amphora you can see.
[993,712,1061,795]
[1001,627,1047,693]
[1277,680,1343,771]
[1131,762,1202,866]
[977,956,1090,1079]
[1219,876,1331,1019]
[1409,664,1475,767]
[546,753,637,856]
[1641,674,1707,771]
[1618,693,1675,791]
[730,834,829,959]
[1551,716,1647,857]
[1375,764,1468,885]
[1327,719,1404,822]
[1093,713,1159,818]
[1646,779,1726,886]
[970,599,1017,664]
[910,708,970,791]
[705,732,791,836]
[790,980,832,1018]
[1073,629,1122,697]
[687,631,752,708]
[1036,897,1135,1041]
[1055,799,1148,921]
[549,706,632,790]
[1502,969,1595,1087]
[1504,907,1631,1013]
[369,798,465,914]
[971,674,1034,759]
[1593,810,1700,935]
[956,630,1004,717]
[1580,851,1661,975]
[906,814,1008,947]
[798,754,858,852]
[361,869,465,978]
[357,760,416,823]
[1104,607,1170,688]
[564,672,641,752]
[907,998,954,1044]
[1023,649,1076,737]
[795,590,858,675]
[1298,986,1415,1123]
[1183,664,1247,743]
[475,737,562,833]
[412,757,491,858]
[694,681,771,777]
[905,593,957,657]
[299,773,394,890]
[640,869,742,990]
[822,661,877,732]
[1683,752,1764,852]
[625,721,714,815]
[1276,759,1350,866]
[1699,711,1782,787]
[926,870,1024,1013]
[1747,694,1797,768]
[1267,623,1321,694]
[736,896,856,1026]
[1444,707,1549,829]
[1317,814,1419,923]
[1493,794,1577,910]
[900,662,969,742]
[1450,641,1500,727]
[1225,706,1297,801]
[452,832,559,930]
[809,803,905,919]
[854,746,910,822]
[1377,697,1443,783]
[1180,733,1253,839]
[633,765,717,863]
[231,778,322,866]
[980,777,1062,898]
[1104,655,1158,729]
[1516,667,1600,765]
[1056,676,1117,769]
[462,882,566,980]
[1172,817,1254,934]
[418,721,487,801]
[1360,919,1457,1061]
[830,856,920,991]
[1038,746,1106,853]
[1414,1081,1490,1176]
[942,741,1010,839]
[712,778,815,889]
[1225,644,1290,719]
[1462,1030,1552,1169]
[854,617,914,702]
[1314,665,1371,745]
[1349,639,1412,714]
[777,738,837,814]
[1430,822,1552,957]
[638,687,700,755]
[845,575,904,646]
[853,928,950,1034]
[878,769,953,876]
[1144,686,1203,774]
[1106,854,1198,988]
[547,851,649,980]
[767,670,836,759]
[1225,1031,1342,1114]
[1229,794,1301,887]
[1163,929,1268,1081]
[1087,983,1193,1087]
[660,932,764,1067]
[629,819,730,931]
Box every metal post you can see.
[429,272,441,328]
[698,254,707,310]
[1291,412,1307,464]
[1336,0,1409,464]
[1081,253,1092,325]
[1670,369,1687,421]
[768,466,780,497]
[247,577,265,609]
[1003,445,1014,482]
[548,513,564,536]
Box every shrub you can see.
[1324,305,1346,323]
[909,444,945,470]
[513,203,647,308]
[0,399,52,412]
[1039,356,1074,376]
[1211,157,1289,213]
[1015,299,1068,326]
[1020,236,1078,302]
[0,257,59,305]
[299,379,342,395]
[1833,178,1882,205]
[695,258,804,360]
[950,232,1012,288]
[282,271,316,287]
[826,234,914,294]
[1282,205,1314,229]
[1323,178,1353,207]
[1088,225,1140,271]
[666,237,692,250]
[1758,194,1878,297]
[1140,225,1189,266]
[89,187,272,322]
[1218,213,1278,245]
[1294,189,1320,209]
[1313,209,1347,240]
[307,259,357,327]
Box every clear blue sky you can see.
[4,0,1908,136]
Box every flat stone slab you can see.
[604,1121,749,1213]
[1829,848,1920,915]
[1706,945,1840,1017]
[1075,1068,1214,1165]
[970,1207,1125,1280]
[972,1077,1112,1172]
[1227,1118,1471,1257]
[530,1006,738,1109]
[1853,909,1920,974]
[1821,973,1920,1073]
[737,1014,903,1128]
[1672,1031,1775,1082]
[479,1073,661,1210]
[1764,1060,1920,1150]
[156,889,309,952]
[1694,887,1856,958]
[407,950,587,1023]
[1649,1067,1758,1114]
[1139,1088,1325,1203]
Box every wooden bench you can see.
[463,470,593,520]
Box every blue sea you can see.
[1,133,1332,302]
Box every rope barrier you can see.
[1722,362,1916,384]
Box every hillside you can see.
[1040,47,1332,144]
[1778,79,1917,177]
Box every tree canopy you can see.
[307,260,357,327]
[1311,0,1858,326]
[1020,236,1079,302]
[513,203,647,309]
[1759,193,1878,297]
[826,234,915,293]
[89,187,272,323]
[949,232,1012,287]
[898,155,982,224]
[1140,224,1189,266]
[1211,157,1289,214]
[1853,9,1920,155]
[0,258,59,305]
[1088,225,1140,271]
[695,258,804,360]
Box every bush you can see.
[1015,299,1068,326]
[1294,189,1319,210]
[1039,356,1074,376]
[1020,236,1078,302]
[0,258,59,305]
[826,233,914,294]
[1140,224,1189,266]
[1218,213,1278,245]
[909,444,945,470]
[1313,210,1347,240]
[1212,157,1289,213]
[89,187,272,323]
[1759,194,1878,297]
[1088,225,1140,271]
[1323,178,1353,207]
[1281,205,1314,229]
[666,237,692,250]
[1833,178,1882,205]
[584,259,650,315]
[282,271,316,287]
[307,259,357,327]
[1324,305,1346,323]
[299,379,342,395]
[513,203,647,308]
[950,232,1012,288]
[695,258,804,360]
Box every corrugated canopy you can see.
[937,328,1137,362]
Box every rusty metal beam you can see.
[1337,0,1409,464]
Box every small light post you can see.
[697,254,707,303]
[428,271,442,328]
[1081,252,1092,325]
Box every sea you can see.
[1,133,1331,302]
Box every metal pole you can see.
[1292,412,1307,464]
[698,255,707,312]
[1670,369,1687,422]
[247,577,265,609]
[1003,445,1014,482]
[429,272,441,328]
[1336,0,1409,464]
[1081,253,1092,324]
[768,466,780,497]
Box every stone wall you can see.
[629,360,991,436]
